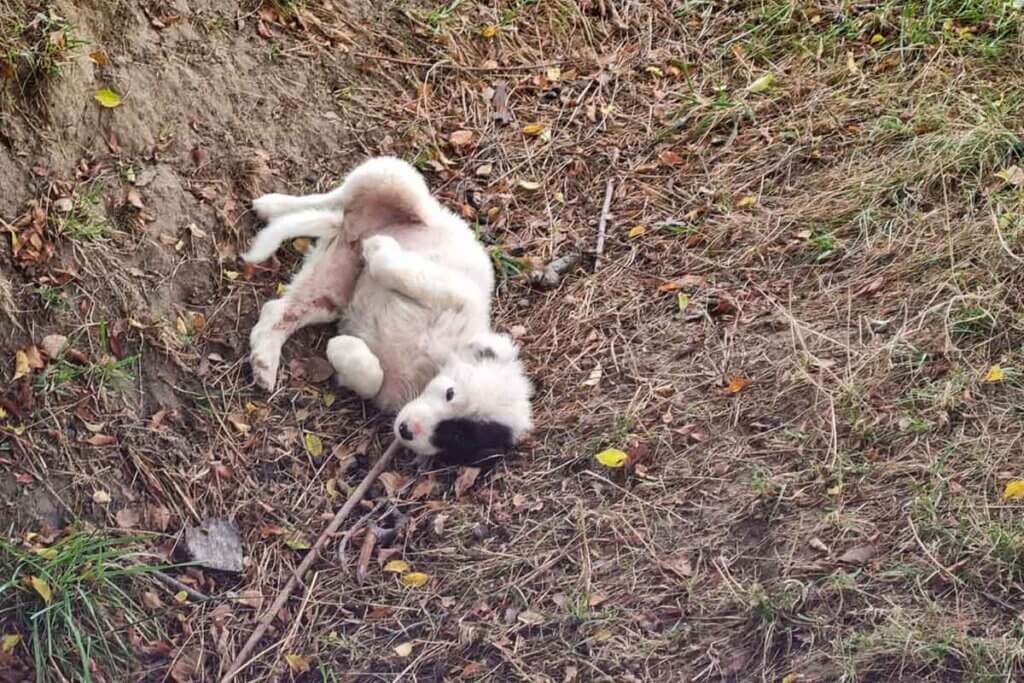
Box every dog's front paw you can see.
[361,235,401,268]
[252,193,292,221]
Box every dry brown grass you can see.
[2,0,1024,681]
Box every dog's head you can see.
[394,333,532,465]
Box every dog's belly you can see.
[341,279,485,410]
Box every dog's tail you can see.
[242,209,343,263]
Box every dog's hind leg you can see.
[252,187,348,221]
[249,238,360,391]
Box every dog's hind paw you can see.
[361,235,401,265]
[252,193,294,221]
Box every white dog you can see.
[243,157,532,464]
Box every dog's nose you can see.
[398,422,413,441]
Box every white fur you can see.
[245,157,532,455]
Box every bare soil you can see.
[2,1,1024,681]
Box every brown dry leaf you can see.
[461,661,486,678]
[142,591,163,610]
[410,477,438,500]
[378,471,407,498]
[454,467,481,499]
[236,589,263,610]
[89,49,109,66]
[449,130,474,148]
[115,507,141,529]
[657,275,705,292]
[659,150,683,166]
[85,434,117,447]
[40,334,68,358]
[148,505,172,532]
[996,165,1024,187]
[23,346,44,370]
[663,551,693,579]
[837,544,878,565]
[727,377,751,394]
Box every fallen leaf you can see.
[595,448,628,468]
[475,163,493,177]
[401,572,430,587]
[410,477,438,500]
[148,505,172,532]
[808,537,829,554]
[480,24,499,38]
[284,533,311,551]
[40,334,68,358]
[663,551,693,579]
[581,363,602,387]
[735,195,757,209]
[657,275,705,292]
[782,674,800,683]
[522,123,546,136]
[628,225,647,238]
[85,434,117,447]
[449,130,474,148]
[236,589,263,610]
[94,88,122,108]
[1,633,19,653]
[378,471,407,498]
[677,293,690,313]
[659,150,683,166]
[995,165,1024,187]
[984,365,1005,383]
[115,507,141,529]
[454,466,481,499]
[394,642,414,657]
[517,609,545,625]
[384,560,410,573]
[727,377,751,394]
[92,490,112,505]
[174,590,188,603]
[89,49,108,66]
[285,654,311,673]
[301,357,334,384]
[13,350,29,380]
[747,73,774,93]
[846,51,859,75]
[142,591,163,610]
[1003,480,1024,500]
[304,432,324,457]
[517,179,541,191]
[461,661,486,677]
[30,576,52,604]
[837,544,878,565]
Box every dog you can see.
[243,157,532,465]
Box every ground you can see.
[1,0,1024,681]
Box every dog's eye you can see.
[445,387,455,402]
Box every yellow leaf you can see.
[224,270,240,281]
[517,180,541,191]
[174,590,188,603]
[677,293,690,313]
[384,560,410,573]
[285,533,311,551]
[325,478,339,501]
[546,66,561,81]
[595,448,628,468]
[394,641,414,657]
[846,51,859,75]
[782,674,800,683]
[1003,480,1024,500]
[480,24,498,39]
[30,576,52,604]
[285,654,311,673]
[322,391,336,407]
[401,572,430,587]
[870,33,885,44]
[33,548,57,560]
[628,225,647,238]
[728,377,751,394]
[827,483,842,496]
[13,350,29,380]
[92,490,112,505]
[276,282,287,296]
[747,73,774,93]
[304,432,324,457]
[644,65,664,78]
[522,123,546,136]
[94,88,122,108]
[735,195,757,209]
[985,365,1005,383]
[1,634,20,653]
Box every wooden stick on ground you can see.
[220,439,401,683]
[594,178,615,271]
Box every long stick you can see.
[221,440,401,682]
[594,178,615,271]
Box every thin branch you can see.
[594,178,615,271]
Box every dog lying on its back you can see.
[243,157,533,465]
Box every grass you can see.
[0,1,84,101]
[0,531,165,681]
[54,185,113,242]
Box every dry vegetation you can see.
[2,0,1024,681]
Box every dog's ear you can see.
[467,333,518,363]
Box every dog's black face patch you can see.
[430,418,514,466]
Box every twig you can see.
[992,209,1024,265]
[150,569,211,603]
[352,52,565,72]
[594,178,615,271]
[221,440,401,683]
